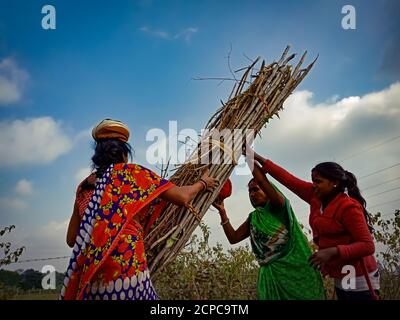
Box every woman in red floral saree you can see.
[61,119,218,300]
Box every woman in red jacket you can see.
[248,148,380,300]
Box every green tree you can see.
[0,226,25,268]
[370,209,400,299]
[18,269,43,290]
[0,269,21,288]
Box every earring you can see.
[334,185,337,187]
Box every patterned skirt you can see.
[84,269,158,300]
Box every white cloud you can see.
[15,179,33,196]
[74,127,92,143]
[41,219,69,234]
[256,82,400,214]
[0,57,29,106]
[139,26,198,42]
[256,82,400,169]
[139,26,170,39]
[0,179,34,214]
[74,167,92,183]
[202,82,400,248]
[0,117,73,167]
[0,197,28,211]
[174,27,198,42]
[4,220,72,272]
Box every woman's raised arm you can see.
[160,169,219,206]
[212,201,250,244]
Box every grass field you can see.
[11,293,58,300]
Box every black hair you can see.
[248,177,256,186]
[312,162,373,232]
[80,177,95,191]
[91,138,133,178]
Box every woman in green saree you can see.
[213,151,325,300]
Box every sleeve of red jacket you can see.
[336,205,375,261]
[262,160,314,204]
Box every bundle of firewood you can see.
[145,46,317,279]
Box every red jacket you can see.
[263,160,378,279]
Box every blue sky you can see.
[0,0,399,271]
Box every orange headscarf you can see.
[92,119,130,142]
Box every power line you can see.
[368,198,400,210]
[366,186,400,199]
[362,177,400,191]
[9,256,70,264]
[340,135,400,162]
[359,162,400,180]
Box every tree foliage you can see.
[370,210,400,299]
[0,226,25,268]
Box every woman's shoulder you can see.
[114,162,150,171]
[114,163,165,180]
[76,172,96,193]
[112,163,149,173]
[335,193,363,212]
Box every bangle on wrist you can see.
[198,179,207,191]
[199,178,208,190]
[221,219,229,226]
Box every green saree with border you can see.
[249,196,325,300]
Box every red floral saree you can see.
[60,163,174,300]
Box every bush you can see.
[154,223,258,299]
[155,210,400,300]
